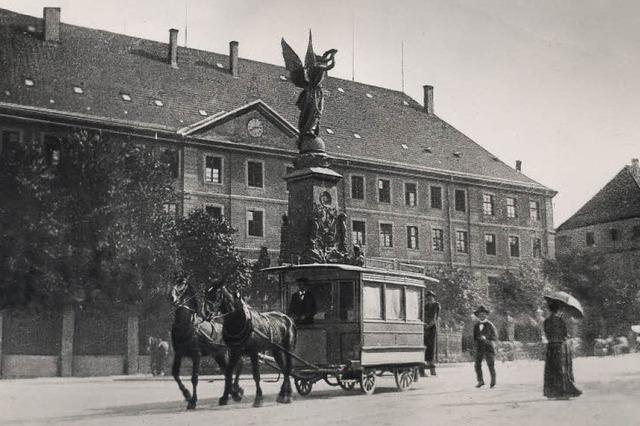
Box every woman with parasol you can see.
[542,291,583,399]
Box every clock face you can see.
[247,118,264,138]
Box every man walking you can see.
[422,290,440,376]
[473,306,497,388]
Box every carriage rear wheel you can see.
[294,378,314,396]
[359,369,376,395]
[394,367,414,391]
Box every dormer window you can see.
[198,110,208,116]
[121,93,132,102]
[402,100,410,106]
[73,86,84,94]
[365,93,373,98]
[353,133,361,139]
[24,78,35,87]
[153,99,164,107]
[401,144,408,150]
[279,75,287,81]
[337,87,345,93]
[453,151,461,158]
[326,128,334,135]
[216,63,224,69]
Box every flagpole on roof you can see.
[401,40,405,93]
[351,11,356,81]
[184,0,189,47]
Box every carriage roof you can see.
[261,263,438,286]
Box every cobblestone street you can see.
[1,354,638,426]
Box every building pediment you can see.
[177,100,298,151]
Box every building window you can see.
[610,229,619,241]
[430,186,442,209]
[378,179,391,203]
[456,230,468,253]
[351,175,364,200]
[247,161,264,188]
[380,223,393,248]
[1,130,21,158]
[162,203,177,215]
[586,232,595,247]
[529,200,541,220]
[483,194,494,216]
[161,148,179,178]
[43,134,61,166]
[205,156,222,183]
[533,238,542,258]
[247,209,264,237]
[506,197,518,218]
[407,226,419,249]
[352,220,366,246]
[509,236,520,257]
[205,205,223,219]
[454,189,466,212]
[432,228,444,252]
[485,234,496,256]
[405,183,417,206]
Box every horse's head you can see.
[211,286,243,316]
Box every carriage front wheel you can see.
[338,376,356,391]
[394,367,414,391]
[294,378,314,396]
[359,369,376,395]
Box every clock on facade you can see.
[247,118,264,137]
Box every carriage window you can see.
[405,288,420,321]
[385,286,404,320]
[339,281,356,321]
[363,284,382,319]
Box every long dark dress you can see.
[543,314,582,398]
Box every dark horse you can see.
[209,286,296,407]
[170,280,243,409]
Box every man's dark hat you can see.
[474,305,490,316]
[425,290,436,298]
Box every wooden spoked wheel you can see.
[359,369,376,395]
[394,367,414,391]
[294,378,314,396]
[338,377,356,390]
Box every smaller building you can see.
[556,158,640,271]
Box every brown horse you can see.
[170,280,243,409]
[209,286,296,407]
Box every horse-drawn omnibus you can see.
[261,263,437,395]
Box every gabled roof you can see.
[0,8,553,193]
[557,164,640,231]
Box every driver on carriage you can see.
[289,277,317,325]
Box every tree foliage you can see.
[174,208,252,296]
[0,130,178,310]
[491,260,554,318]
[425,265,489,328]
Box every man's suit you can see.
[473,320,498,386]
[289,290,317,325]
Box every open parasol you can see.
[544,291,584,318]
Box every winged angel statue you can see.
[281,32,337,148]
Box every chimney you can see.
[423,85,434,114]
[516,160,522,172]
[43,7,61,43]
[168,29,179,68]
[229,41,239,77]
[632,158,639,168]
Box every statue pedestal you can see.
[284,166,343,264]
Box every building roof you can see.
[557,162,640,231]
[0,8,552,192]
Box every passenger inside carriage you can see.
[289,277,318,325]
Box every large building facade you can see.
[556,159,640,270]
[0,7,557,377]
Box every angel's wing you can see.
[304,30,316,70]
[281,38,306,88]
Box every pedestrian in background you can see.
[421,290,440,376]
[473,306,497,388]
[543,298,582,399]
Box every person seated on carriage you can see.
[289,277,317,325]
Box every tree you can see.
[174,208,251,297]
[425,265,489,328]
[0,130,179,310]
[491,260,554,318]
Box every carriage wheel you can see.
[359,369,376,395]
[294,378,313,396]
[394,367,414,391]
[338,377,356,391]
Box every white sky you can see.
[2,0,639,226]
